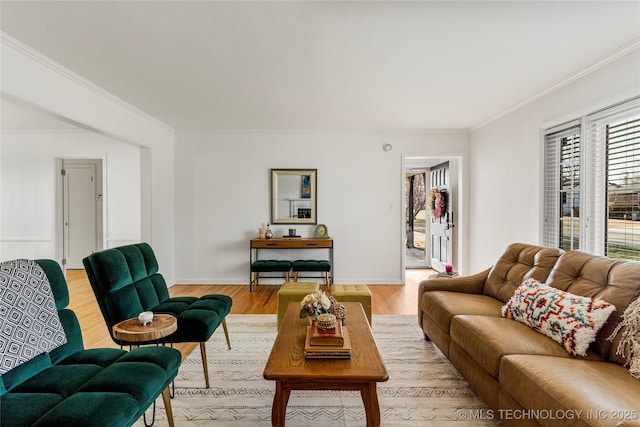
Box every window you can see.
[544,97,640,261]
[544,122,581,251]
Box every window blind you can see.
[584,97,640,259]
[543,121,581,249]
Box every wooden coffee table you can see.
[263,302,388,427]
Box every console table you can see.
[250,238,334,287]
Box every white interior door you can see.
[62,159,103,268]
[428,161,454,272]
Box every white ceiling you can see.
[1,1,639,131]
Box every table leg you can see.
[360,382,381,427]
[272,381,291,427]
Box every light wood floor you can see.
[67,268,435,358]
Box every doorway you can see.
[404,156,458,272]
[405,170,428,267]
[60,159,104,269]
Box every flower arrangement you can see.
[427,188,446,219]
[300,290,332,319]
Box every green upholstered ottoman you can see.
[277,282,319,330]
[330,284,372,325]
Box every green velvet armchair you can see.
[83,243,232,388]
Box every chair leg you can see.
[222,318,231,350]
[162,386,175,427]
[285,271,290,282]
[199,342,210,388]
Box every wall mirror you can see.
[271,169,317,224]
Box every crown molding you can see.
[175,128,468,135]
[1,32,175,134]
[1,128,89,134]
[470,37,640,132]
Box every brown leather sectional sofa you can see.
[418,243,640,427]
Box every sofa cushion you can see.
[2,346,181,426]
[483,243,563,303]
[501,354,640,426]
[450,315,602,379]
[545,251,640,362]
[1,393,65,427]
[11,364,102,395]
[449,342,502,411]
[421,291,504,333]
[154,294,233,343]
[502,278,616,356]
[32,392,140,427]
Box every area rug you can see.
[137,315,500,426]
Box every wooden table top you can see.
[251,237,333,248]
[263,302,388,382]
[112,314,177,343]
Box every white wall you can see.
[0,130,141,260]
[174,130,469,284]
[1,35,176,281]
[468,50,640,272]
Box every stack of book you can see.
[304,320,351,359]
[436,271,459,278]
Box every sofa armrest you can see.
[417,268,491,326]
[418,268,490,293]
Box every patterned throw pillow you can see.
[501,278,616,356]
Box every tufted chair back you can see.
[545,251,640,363]
[483,243,564,303]
[83,243,171,341]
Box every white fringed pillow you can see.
[502,278,616,356]
[608,295,640,379]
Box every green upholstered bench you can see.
[330,284,372,325]
[276,282,319,330]
[291,260,332,287]
[250,260,292,291]
[0,259,181,427]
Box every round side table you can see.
[112,313,178,427]
[113,313,178,345]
